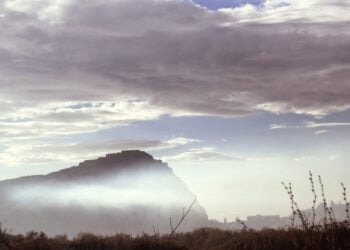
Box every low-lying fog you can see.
[0,168,208,236]
[9,170,192,207]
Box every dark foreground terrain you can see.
[1,224,350,250]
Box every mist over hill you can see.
[0,150,208,236]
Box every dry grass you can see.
[0,226,349,250]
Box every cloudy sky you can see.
[1,0,350,220]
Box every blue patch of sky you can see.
[66,103,94,109]
[192,0,264,10]
[72,111,350,158]
[274,2,291,8]
[320,109,350,122]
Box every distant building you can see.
[242,215,288,229]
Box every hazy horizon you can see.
[1,0,350,223]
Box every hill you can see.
[0,150,208,236]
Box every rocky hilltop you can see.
[47,150,171,180]
[0,150,208,236]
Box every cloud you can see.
[0,101,165,142]
[305,122,350,129]
[314,129,327,135]
[220,0,350,23]
[1,0,350,167]
[293,154,339,162]
[270,121,350,131]
[269,124,290,129]
[166,137,200,145]
[162,147,243,162]
[1,0,350,121]
[0,136,199,165]
[293,156,319,162]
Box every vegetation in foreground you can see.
[0,171,349,250]
[0,225,349,250]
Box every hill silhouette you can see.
[0,150,208,236]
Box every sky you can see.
[0,0,350,221]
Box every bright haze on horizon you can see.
[0,0,350,221]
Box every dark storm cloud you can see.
[1,0,350,119]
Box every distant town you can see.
[210,201,348,230]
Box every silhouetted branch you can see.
[318,175,333,225]
[236,217,253,232]
[169,217,174,232]
[309,171,317,228]
[341,182,350,224]
[281,181,309,230]
[281,182,296,227]
[169,197,197,236]
[152,224,160,237]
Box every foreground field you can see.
[1,224,350,250]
